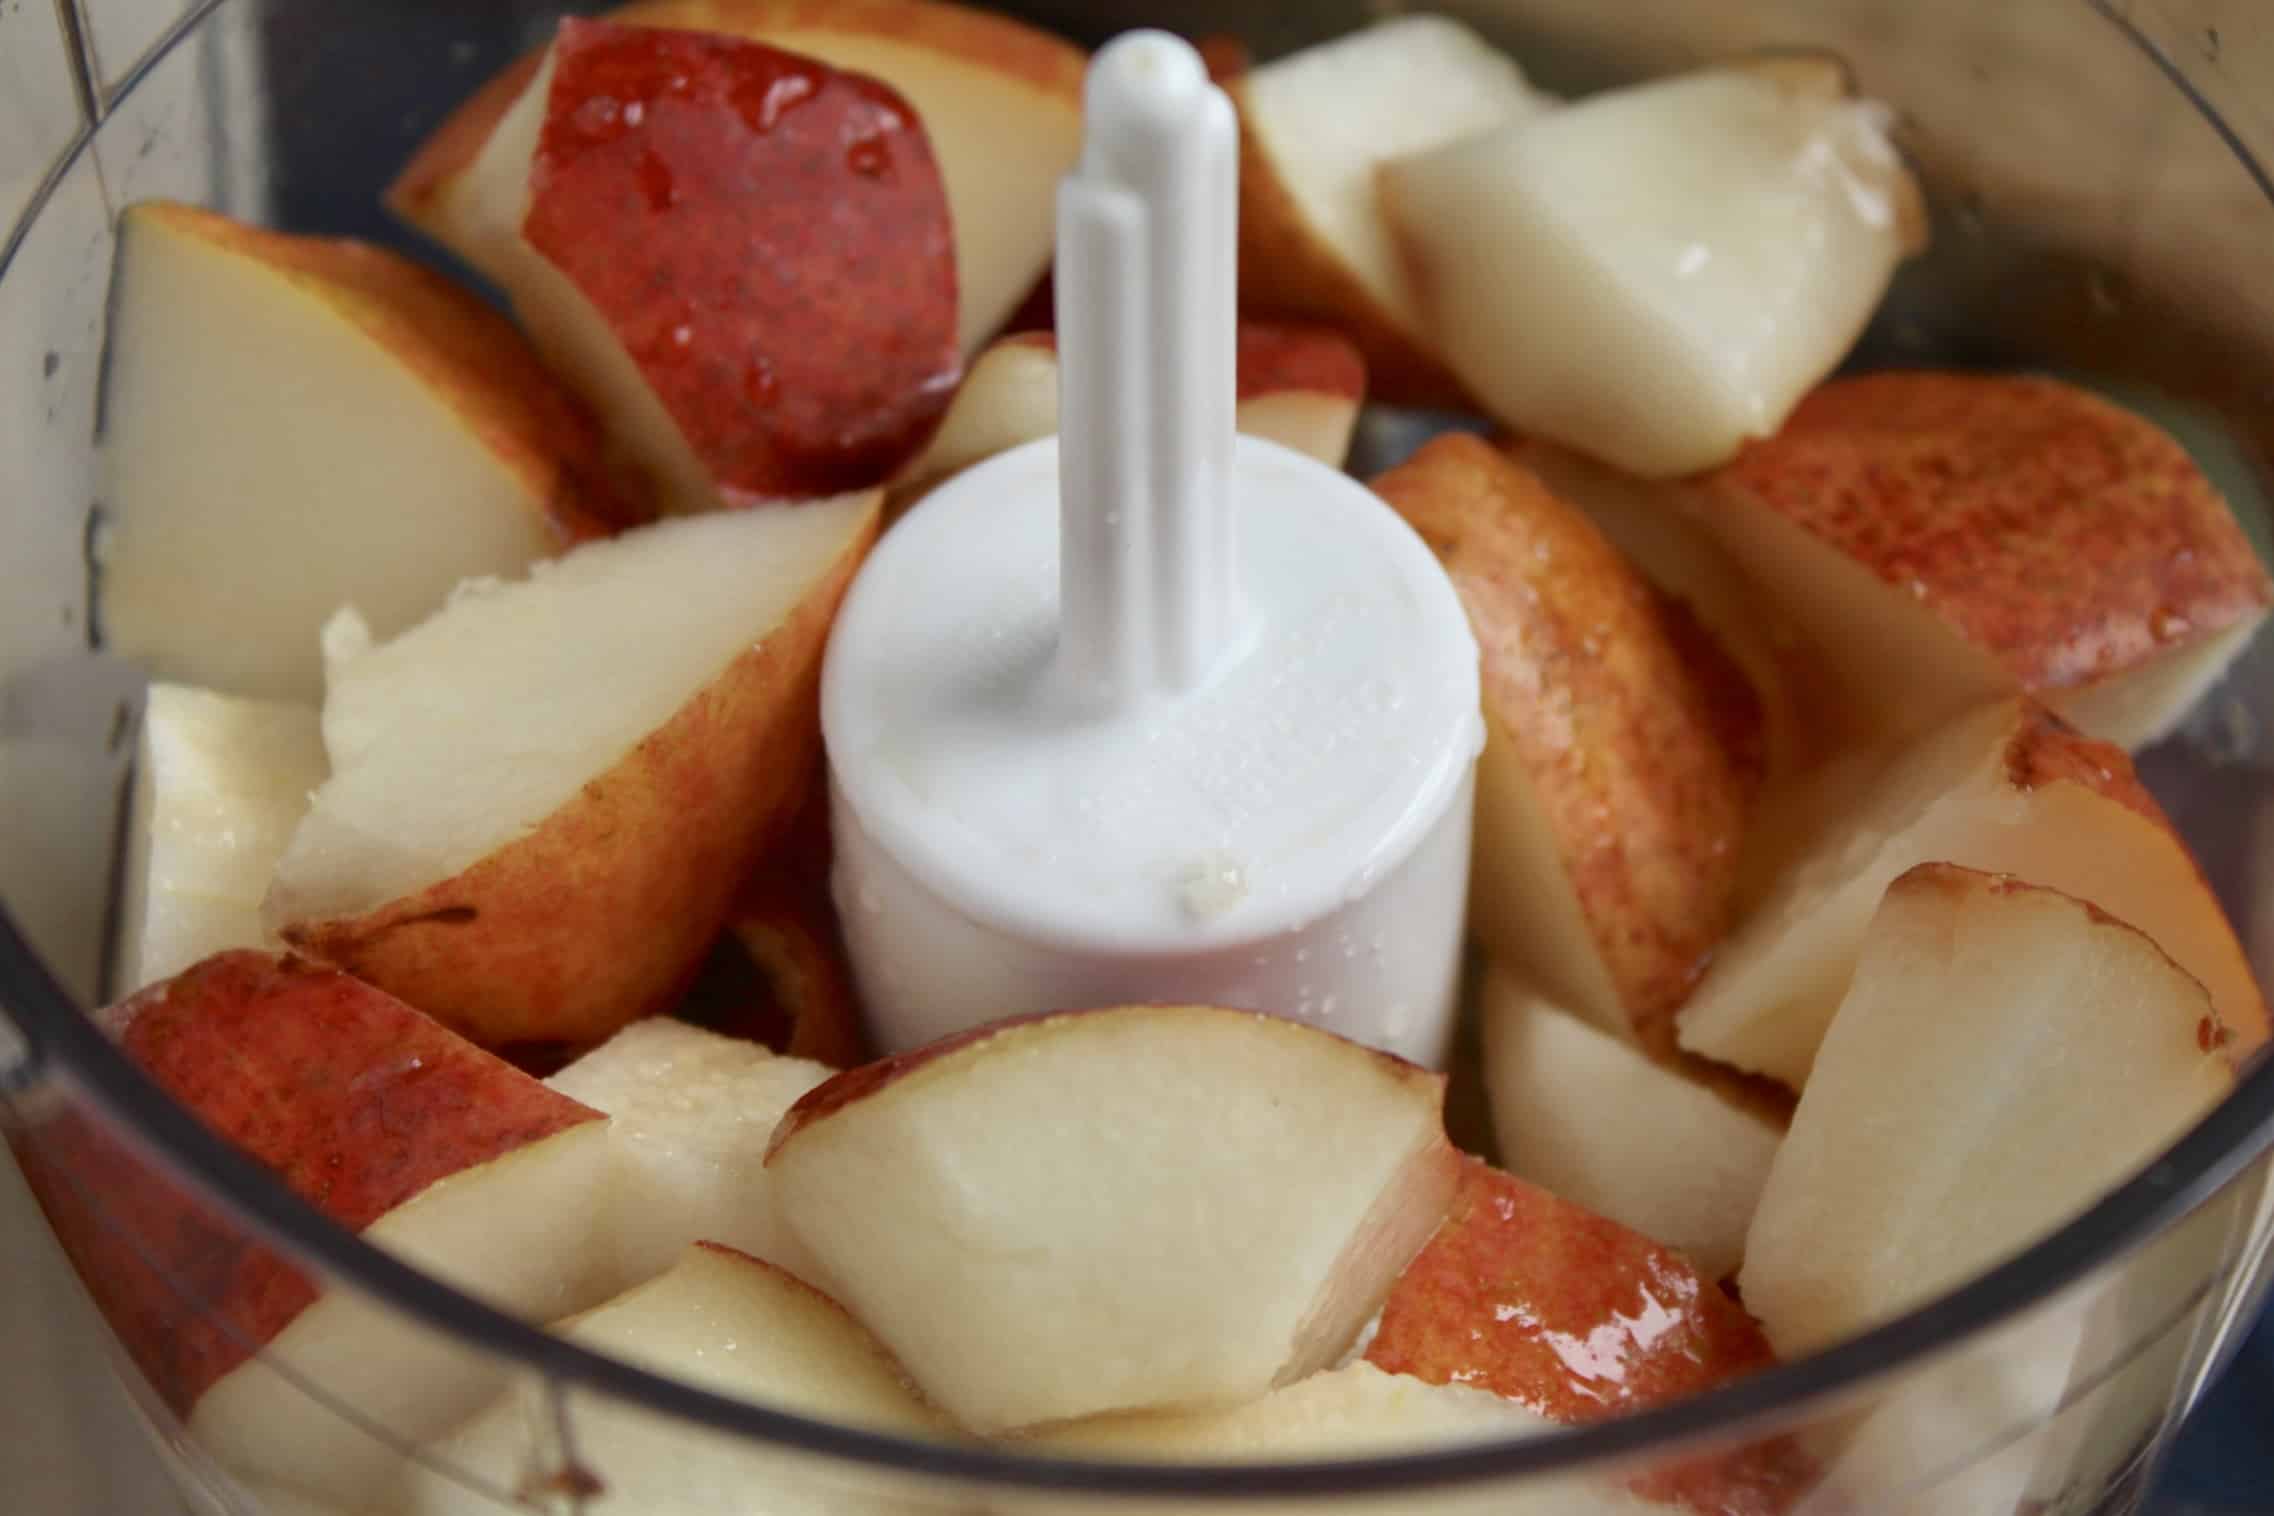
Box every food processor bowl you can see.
[5,2,2274,1512]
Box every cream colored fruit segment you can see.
[1678,700,2263,1087]
[896,339,1061,491]
[1242,16,1546,337]
[381,1245,954,1516]
[1233,394,1360,470]
[1383,65,1918,477]
[195,1122,617,1506]
[1739,870,2232,1359]
[114,685,326,994]
[98,207,564,701]
[238,1483,352,1516]
[767,1007,1459,1434]
[267,492,874,923]
[2049,615,2265,750]
[1481,973,1779,1281]
[545,1019,833,1293]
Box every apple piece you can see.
[385,1243,957,1515]
[1232,15,1548,407]
[264,490,880,1051]
[895,320,1367,498]
[96,201,634,702]
[1380,57,1926,478]
[723,866,867,1068]
[765,1005,1462,1434]
[388,20,958,513]
[1370,434,1762,1049]
[1480,973,1783,1284]
[113,684,327,996]
[1677,698,2270,1088]
[10,952,616,1506]
[1740,864,2235,1366]
[1690,371,2274,748]
[544,1018,833,1294]
[1366,1157,1808,1515]
[392,0,1083,364]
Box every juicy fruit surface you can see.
[529,19,959,501]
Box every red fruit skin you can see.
[1367,1157,1814,1515]
[527,18,961,501]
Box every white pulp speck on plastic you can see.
[820,32,1483,1067]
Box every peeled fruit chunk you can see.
[1371,435,1761,1047]
[1481,974,1783,1284]
[1691,371,2274,748]
[1381,56,1924,477]
[1740,864,2236,1360]
[265,491,880,1051]
[765,1005,1462,1434]
[97,201,631,701]
[1677,698,2269,1088]
[544,1019,834,1294]
[393,20,958,511]
[896,321,1367,497]
[12,952,614,1506]
[1232,15,1548,406]
[387,1243,956,1515]
[114,684,326,994]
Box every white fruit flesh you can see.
[1739,866,2233,1360]
[1677,700,2266,1087]
[766,1006,1461,1434]
[194,1122,618,1505]
[2047,616,2266,750]
[266,493,874,923]
[1240,16,1547,339]
[1233,393,1360,470]
[115,685,326,994]
[1382,61,1921,477]
[98,207,568,699]
[545,1019,833,1293]
[1481,974,1780,1282]
[385,1244,954,1516]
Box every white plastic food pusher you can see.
[820,32,1483,1067]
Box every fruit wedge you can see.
[1381,56,1924,477]
[1740,865,2235,1361]
[895,320,1367,498]
[1232,15,1548,406]
[1677,698,2269,1088]
[113,684,326,995]
[264,491,879,1051]
[545,1019,834,1293]
[391,0,1084,360]
[1370,435,1762,1047]
[1690,371,2274,748]
[765,1005,1462,1434]
[383,1243,956,1515]
[12,952,615,1506]
[1480,973,1784,1284]
[97,201,632,701]
[387,19,958,512]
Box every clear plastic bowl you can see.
[4,2,2273,1512]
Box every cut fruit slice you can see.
[765,1005,1462,1434]
[97,201,633,702]
[895,320,1367,497]
[1690,371,2274,748]
[544,1019,834,1294]
[391,0,1084,362]
[723,865,866,1069]
[1381,56,1925,477]
[1232,15,1548,407]
[265,491,879,1051]
[1364,1157,1806,1515]
[386,20,958,512]
[114,684,327,995]
[1677,698,2269,1087]
[1740,864,2236,1360]
[11,952,614,1507]
[386,1243,957,1515]
[1370,435,1762,1047]
[1480,973,1784,1284]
